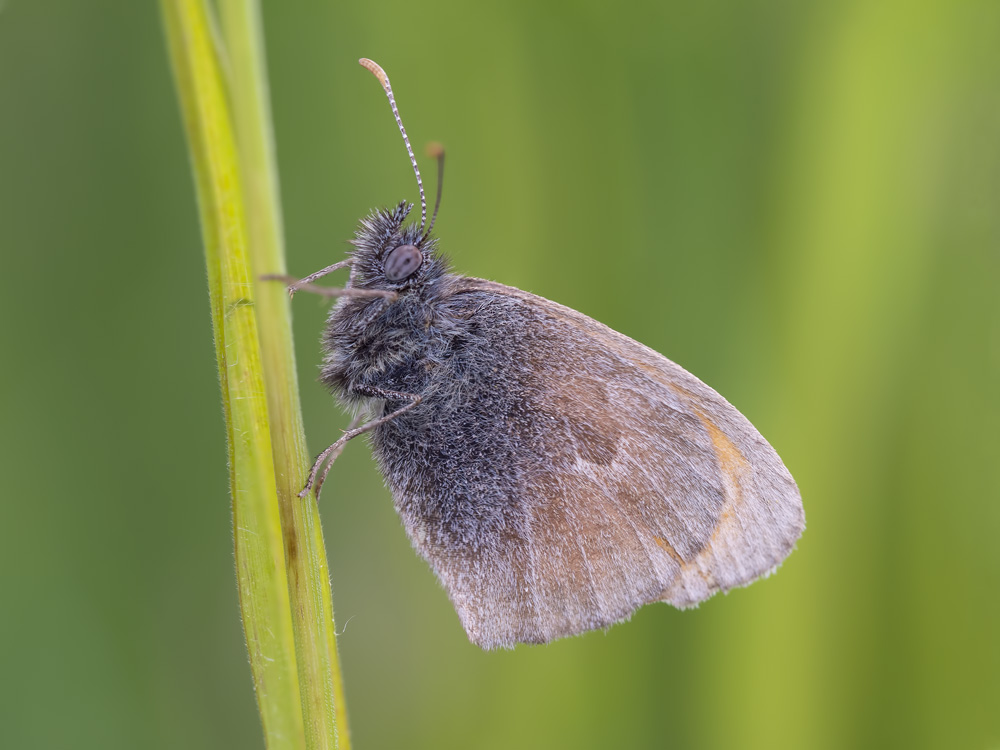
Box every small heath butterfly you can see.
[267,59,804,649]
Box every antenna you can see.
[359,58,427,233]
[425,142,445,237]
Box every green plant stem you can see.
[217,1,350,747]
[161,1,346,748]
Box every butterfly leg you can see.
[260,268,397,302]
[259,274,346,299]
[260,258,352,297]
[300,387,423,500]
[300,412,363,499]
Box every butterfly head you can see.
[348,201,446,292]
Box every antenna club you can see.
[358,58,389,87]
[425,141,445,159]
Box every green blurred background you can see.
[1,1,998,748]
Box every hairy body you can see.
[317,203,803,649]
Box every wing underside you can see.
[379,278,804,649]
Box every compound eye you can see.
[383,244,423,281]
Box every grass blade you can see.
[160,1,328,746]
[217,0,350,746]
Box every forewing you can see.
[382,277,803,649]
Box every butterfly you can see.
[267,59,804,649]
